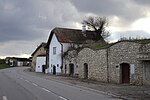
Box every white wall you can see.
[49,34,70,74]
[17,61,23,67]
[35,56,46,72]
[9,60,14,66]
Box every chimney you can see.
[82,23,86,37]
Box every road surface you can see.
[0,67,118,100]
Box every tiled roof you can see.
[46,27,97,48]
[53,27,96,43]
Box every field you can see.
[0,59,10,69]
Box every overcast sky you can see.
[0,0,150,58]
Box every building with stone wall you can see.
[45,27,96,75]
[138,43,150,85]
[31,42,46,71]
[107,41,142,85]
[62,49,79,76]
[77,48,108,82]
[63,40,150,85]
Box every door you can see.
[84,63,88,79]
[53,65,56,75]
[121,63,130,83]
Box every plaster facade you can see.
[31,44,46,71]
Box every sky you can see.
[0,0,150,58]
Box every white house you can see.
[35,56,46,73]
[17,61,23,67]
[31,42,47,71]
[46,27,96,75]
[6,57,31,67]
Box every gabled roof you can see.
[31,42,47,56]
[9,57,31,62]
[46,27,96,48]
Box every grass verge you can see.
[0,64,10,69]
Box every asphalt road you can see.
[0,67,118,100]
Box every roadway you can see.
[0,67,118,100]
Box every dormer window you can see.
[53,47,56,55]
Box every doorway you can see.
[42,65,46,73]
[143,61,150,83]
[84,63,88,79]
[120,63,130,84]
[53,65,56,75]
[69,63,74,76]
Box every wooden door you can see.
[121,63,130,83]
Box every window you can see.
[57,64,59,67]
[53,47,56,55]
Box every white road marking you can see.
[2,96,7,100]
[59,96,68,100]
[41,88,51,93]
[25,80,29,83]
[32,83,38,86]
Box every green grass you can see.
[0,59,10,69]
[88,39,150,49]
[87,43,112,49]
[134,39,150,44]
[0,64,10,69]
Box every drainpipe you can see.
[106,48,109,83]
[46,48,49,74]
[60,43,63,74]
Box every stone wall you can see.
[63,41,150,85]
[108,41,142,84]
[140,43,150,85]
[77,48,108,82]
[62,50,78,76]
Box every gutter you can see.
[60,42,63,73]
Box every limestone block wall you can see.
[108,41,142,84]
[62,50,78,75]
[63,41,149,85]
[77,48,108,82]
[140,43,150,85]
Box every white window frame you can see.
[53,47,56,55]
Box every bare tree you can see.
[83,16,109,43]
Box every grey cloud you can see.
[133,0,150,5]
[109,30,150,41]
[0,0,80,57]
[0,0,79,43]
[1,0,150,57]
[71,0,145,22]
[0,0,43,42]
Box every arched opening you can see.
[84,63,88,79]
[120,63,130,84]
[69,63,74,76]
[53,65,56,75]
